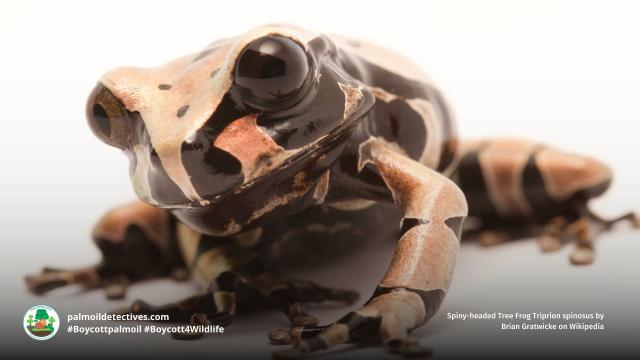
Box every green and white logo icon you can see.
[24,305,59,340]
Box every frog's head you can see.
[86,25,374,212]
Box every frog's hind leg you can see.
[25,265,104,296]
[585,208,639,230]
[25,201,186,299]
[452,138,636,264]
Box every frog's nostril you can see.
[86,83,131,149]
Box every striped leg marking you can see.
[272,138,467,358]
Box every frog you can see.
[25,24,638,358]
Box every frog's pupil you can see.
[259,56,285,79]
[92,104,111,138]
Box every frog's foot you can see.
[537,211,639,265]
[113,292,233,340]
[114,270,359,341]
[536,215,597,264]
[574,211,639,266]
[270,289,432,359]
[25,265,106,296]
[24,265,189,300]
[253,272,359,329]
[537,216,571,253]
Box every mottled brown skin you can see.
[25,24,637,359]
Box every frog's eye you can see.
[234,35,312,111]
[86,84,131,149]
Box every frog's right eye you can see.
[233,35,313,112]
[86,84,131,149]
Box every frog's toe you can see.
[103,275,129,300]
[288,304,319,327]
[25,265,102,295]
[386,338,433,358]
[271,289,430,358]
[250,272,359,328]
[569,245,595,265]
[268,328,297,345]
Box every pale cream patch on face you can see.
[130,144,154,203]
[478,139,538,217]
[536,147,612,201]
[101,46,231,203]
[213,114,287,181]
[338,82,363,120]
[99,25,318,204]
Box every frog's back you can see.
[328,36,458,202]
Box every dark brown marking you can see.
[158,84,172,90]
[522,153,557,212]
[456,150,499,218]
[372,98,427,161]
[371,286,445,321]
[336,311,379,340]
[176,105,190,118]
[194,235,234,262]
[400,218,429,236]
[444,216,465,240]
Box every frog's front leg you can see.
[25,201,186,299]
[117,223,358,339]
[272,138,467,358]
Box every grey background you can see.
[2,0,640,358]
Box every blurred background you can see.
[1,0,638,358]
